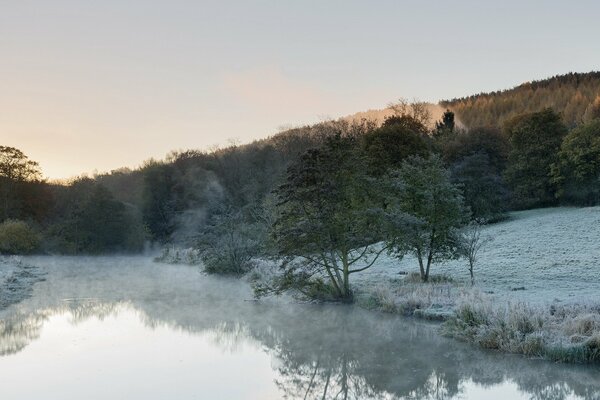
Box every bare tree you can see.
[459,222,491,285]
[387,98,432,127]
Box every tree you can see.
[387,155,468,282]
[0,146,45,221]
[362,116,429,175]
[196,206,261,275]
[0,219,40,254]
[387,98,432,128]
[434,109,456,137]
[583,95,600,123]
[450,152,509,222]
[0,146,42,182]
[551,119,600,205]
[440,72,600,128]
[47,179,139,253]
[439,127,510,173]
[268,127,386,301]
[458,222,491,285]
[503,108,568,208]
[142,161,176,242]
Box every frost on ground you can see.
[443,300,600,363]
[356,206,600,305]
[351,206,600,362]
[0,257,46,312]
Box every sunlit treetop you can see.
[0,146,43,182]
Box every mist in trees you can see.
[1,78,599,286]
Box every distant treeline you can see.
[442,71,600,128]
[0,73,599,259]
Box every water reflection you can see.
[0,256,599,400]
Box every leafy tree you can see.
[387,155,468,282]
[0,219,40,254]
[0,146,42,181]
[440,127,510,173]
[362,116,429,175]
[268,128,386,301]
[450,152,509,222]
[0,146,46,221]
[142,162,176,242]
[504,109,568,208]
[48,180,140,253]
[551,119,600,205]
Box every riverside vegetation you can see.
[2,72,600,363]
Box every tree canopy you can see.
[270,126,386,300]
[504,108,568,208]
[551,118,600,205]
[387,155,468,282]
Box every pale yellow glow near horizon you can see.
[3,2,598,179]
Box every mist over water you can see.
[1,256,599,400]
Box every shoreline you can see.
[0,257,46,313]
[2,253,599,365]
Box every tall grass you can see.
[443,300,600,363]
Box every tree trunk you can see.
[424,229,436,282]
[341,252,351,302]
[469,259,475,286]
[416,247,426,282]
[425,249,434,282]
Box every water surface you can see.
[0,256,598,400]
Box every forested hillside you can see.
[1,72,599,266]
[441,72,600,128]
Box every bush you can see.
[197,208,261,275]
[0,219,40,254]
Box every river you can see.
[0,256,598,400]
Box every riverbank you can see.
[0,257,46,312]
[251,206,600,364]
[1,207,599,364]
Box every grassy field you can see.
[360,206,600,305]
[353,206,600,363]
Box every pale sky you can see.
[1,0,599,179]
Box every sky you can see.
[1,0,599,179]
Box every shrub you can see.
[196,207,262,275]
[0,219,40,254]
[155,247,202,265]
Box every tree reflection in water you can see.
[0,256,599,400]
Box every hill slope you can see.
[441,72,600,129]
[359,206,600,304]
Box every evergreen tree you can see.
[434,109,456,137]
